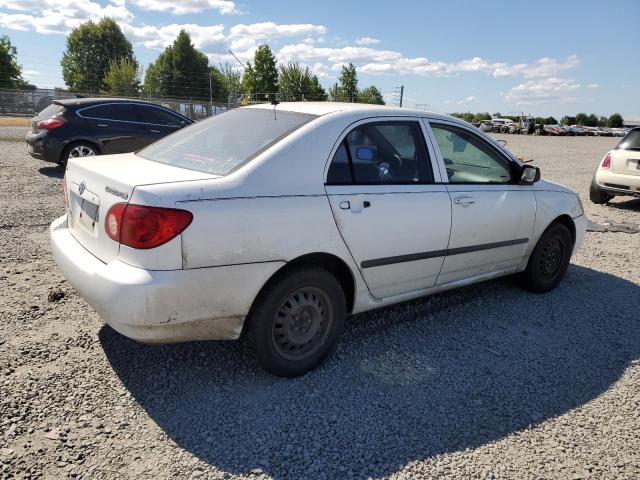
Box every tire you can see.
[60,141,98,166]
[589,178,613,204]
[521,222,573,293]
[248,266,346,378]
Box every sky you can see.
[1,0,639,119]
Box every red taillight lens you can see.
[36,116,65,130]
[601,153,612,169]
[105,203,192,249]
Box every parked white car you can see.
[590,127,640,203]
[51,103,587,377]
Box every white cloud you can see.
[278,43,579,79]
[503,77,581,105]
[587,83,599,89]
[130,0,238,15]
[444,95,475,105]
[355,36,380,46]
[120,23,227,52]
[0,0,133,34]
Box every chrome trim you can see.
[76,102,189,128]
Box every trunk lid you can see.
[65,153,216,263]
[611,149,640,177]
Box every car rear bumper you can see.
[594,169,640,196]
[25,131,63,163]
[50,215,284,343]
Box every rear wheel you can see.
[521,222,573,293]
[589,178,613,204]
[60,141,97,166]
[249,266,346,377]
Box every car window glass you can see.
[81,104,136,122]
[136,105,182,126]
[617,129,640,150]
[327,121,432,184]
[327,142,352,183]
[430,123,513,183]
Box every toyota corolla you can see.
[50,103,587,377]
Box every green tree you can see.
[561,116,576,126]
[339,63,358,102]
[103,57,141,96]
[357,85,385,105]
[278,62,312,101]
[607,113,623,128]
[143,30,210,99]
[544,116,558,125]
[218,62,242,99]
[244,45,278,97]
[61,18,133,92]
[308,75,327,101]
[575,112,588,125]
[472,112,491,122]
[0,35,26,89]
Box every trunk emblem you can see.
[78,181,86,195]
[105,186,129,200]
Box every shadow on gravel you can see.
[38,165,64,179]
[100,265,640,479]
[605,197,640,211]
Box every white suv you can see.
[51,103,587,377]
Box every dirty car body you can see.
[50,103,587,376]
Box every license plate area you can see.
[78,199,99,231]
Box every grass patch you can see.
[0,117,30,127]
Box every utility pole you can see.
[228,49,246,70]
[392,85,404,107]
[399,85,404,107]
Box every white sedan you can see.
[590,127,640,203]
[51,103,587,377]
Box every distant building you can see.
[623,119,640,128]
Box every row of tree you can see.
[52,18,384,104]
[451,111,625,128]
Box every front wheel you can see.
[520,222,573,293]
[248,266,346,378]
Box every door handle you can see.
[96,124,109,127]
[150,129,161,133]
[363,200,371,208]
[453,196,476,206]
[339,201,350,210]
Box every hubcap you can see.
[69,145,95,158]
[272,287,332,361]
[538,236,564,280]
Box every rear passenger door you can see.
[325,119,451,299]
[78,103,147,154]
[134,105,184,147]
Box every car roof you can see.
[52,97,165,108]
[246,102,455,122]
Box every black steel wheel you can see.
[249,266,346,377]
[521,222,573,293]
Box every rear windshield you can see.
[38,104,64,117]
[137,108,316,175]
[616,129,640,150]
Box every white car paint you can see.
[50,102,586,343]
[592,128,640,198]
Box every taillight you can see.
[105,203,192,249]
[601,153,612,169]
[62,175,69,210]
[36,116,65,130]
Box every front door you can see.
[325,119,451,299]
[426,121,536,285]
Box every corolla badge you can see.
[78,181,86,195]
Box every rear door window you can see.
[617,129,640,151]
[80,104,137,123]
[135,105,183,126]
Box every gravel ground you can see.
[1,134,639,479]
[0,126,28,142]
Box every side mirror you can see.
[180,120,188,127]
[520,164,540,184]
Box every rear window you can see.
[80,103,136,122]
[617,129,640,150]
[38,104,64,117]
[137,108,316,175]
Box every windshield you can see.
[137,108,316,175]
[616,129,640,151]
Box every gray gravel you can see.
[0,126,28,142]
[1,135,639,479]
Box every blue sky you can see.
[1,0,639,119]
